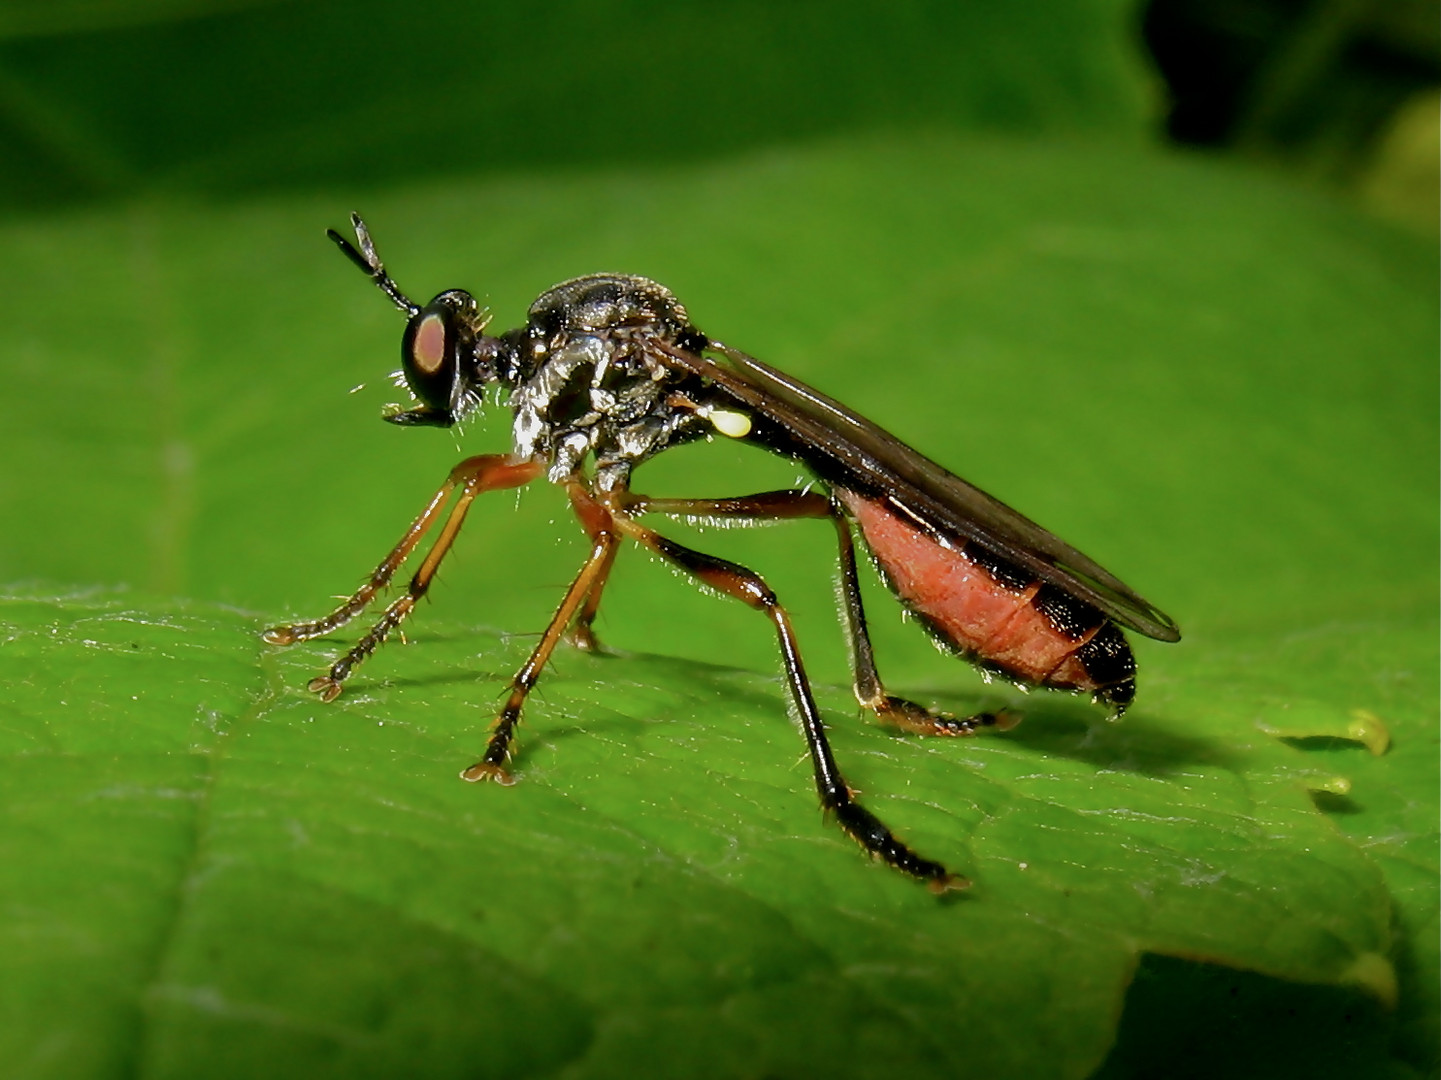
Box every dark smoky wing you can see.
[649,337,1181,643]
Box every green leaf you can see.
[0,582,1420,1078]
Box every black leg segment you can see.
[609,509,966,891]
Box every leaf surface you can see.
[0,82,1434,1080]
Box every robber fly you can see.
[265,214,1180,892]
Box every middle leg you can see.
[461,484,621,784]
[563,483,623,653]
[607,506,965,891]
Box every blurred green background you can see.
[0,2,1436,1079]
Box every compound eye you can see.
[400,303,461,414]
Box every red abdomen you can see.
[836,488,1136,712]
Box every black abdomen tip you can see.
[1076,623,1136,715]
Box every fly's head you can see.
[388,287,501,427]
[328,213,504,428]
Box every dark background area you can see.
[0,0,1436,227]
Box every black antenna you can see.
[327,212,418,316]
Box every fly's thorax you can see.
[526,274,699,343]
[505,272,738,481]
[504,274,714,481]
[507,317,710,482]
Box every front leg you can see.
[263,455,543,699]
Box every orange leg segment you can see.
[462,483,620,783]
[263,454,543,699]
